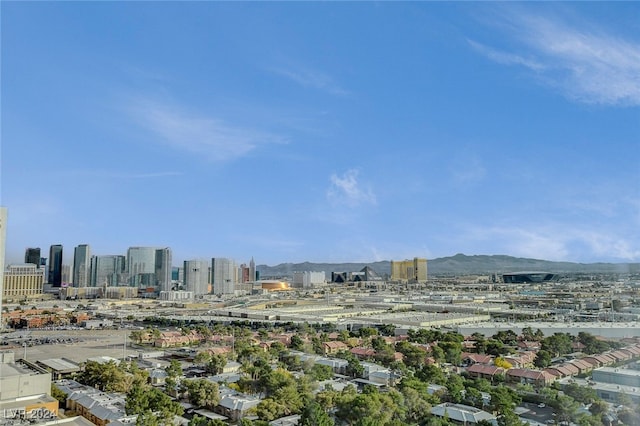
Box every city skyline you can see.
[2,3,639,265]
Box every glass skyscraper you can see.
[73,244,91,287]
[90,255,126,287]
[48,244,63,287]
[24,247,41,267]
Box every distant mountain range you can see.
[256,254,640,278]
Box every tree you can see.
[439,340,463,365]
[588,399,609,417]
[189,416,227,426]
[563,382,597,405]
[497,409,525,426]
[522,327,535,342]
[78,360,128,392]
[300,401,334,426]
[492,330,518,346]
[489,385,521,416]
[136,410,160,426]
[357,327,379,338]
[126,383,183,419]
[130,330,146,345]
[206,354,227,375]
[290,335,305,351]
[401,387,432,423]
[165,359,183,379]
[182,379,220,409]
[194,351,212,365]
[378,324,396,337]
[534,329,545,341]
[446,374,465,403]
[486,340,509,356]
[578,332,610,355]
[308,363,334,381]
[534,349,552,368]
[494,357,513,369]
[256,398,285,421]
[556,394,580,425]
[336,350,364,378]
[541,333,573,357]
[316,388,340,411]
[395,341,428,369]
[269,341,287,359]
[416,363,446,385]
[472,332,488,354]
[464,387,485,408]
[335,386,404,425]
[51,384,67,406]
[430,345,445,362]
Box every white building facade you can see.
[184,259,209,296]
[292,271,326,289]
[212,258,237,295]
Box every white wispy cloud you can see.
[129,98,285,162]
[468,40,545,71]
[270,66,349,96]
[327,169,377,208]
[470,8,640,105]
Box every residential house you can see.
[350,347,376,360]
[323,341,349,356]
[431,403,497,426]
[215,388,260,422]
[506,369,555,387]
[466,364,505,382]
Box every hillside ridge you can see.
[256,254,639,277]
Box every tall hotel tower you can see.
[126,246,172,293]
[48,244,63,287]
[211,258,236,295]
[90,255,126,287]
[24,247,41,267]
[184,259,209,296]
[127,247,157,286]
[155,248,172,293]
[73,244,91,287]
[249,257,256,282]
[0,208,7,327]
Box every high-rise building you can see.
[2,264,45,299]
[48,245,63,287]
[126,247,158,286]
[0,207,7,327]
[390,257,428,283]
[249,257,256,282]
[126,246,172,295]
[90,255,126,287]
[155,248,172,293]
[184,260,209,296]
[72,244,91,287]
[211,258,236,295]
[292,271,326,289]
[24,248,41,267]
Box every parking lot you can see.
[518,401,556,425]
[1,329,135,363]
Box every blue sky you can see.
[2,2,639,266]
